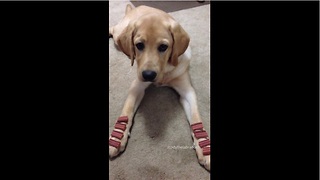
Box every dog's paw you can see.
[109,116,131,159]
[109,145,119,158]
[190,122,211,171]
[193,137,211,171]
[198,154,210,171]
[109,132,129,158]
[109,138,125,158]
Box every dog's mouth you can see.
[142,77,166,85]
[138,75,156,82]
[142,79,156,82]
[140,76,163,84]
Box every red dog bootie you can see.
[190,122,210,156]
[109,116,128,150]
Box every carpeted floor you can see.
[109,1,210,179]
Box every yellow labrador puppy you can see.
[109,4,210,171]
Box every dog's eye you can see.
[158,44,168,52]
[136,43,145,51]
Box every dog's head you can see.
[116,13,190,82]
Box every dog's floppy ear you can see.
[169,21,190,66]
[117,23,135,66]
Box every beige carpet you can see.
[109,1,210,179]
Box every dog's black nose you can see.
[142,70,157,82]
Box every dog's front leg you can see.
[170,72,210,171]
[109,79,151,158]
